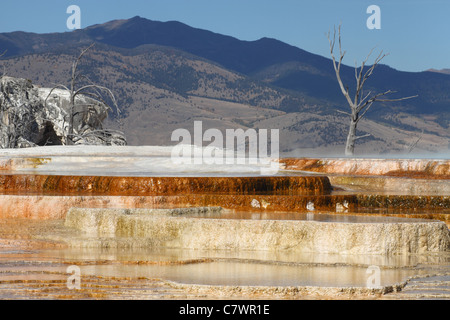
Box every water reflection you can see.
[80,262,423,287]
[33,247,433,288]
[188,210,432,224]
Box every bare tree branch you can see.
[327,26,353,108]
[336,109,352,116]
[354,133,371,140]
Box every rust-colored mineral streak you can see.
[281,158,450,179]
[0,174,332,196]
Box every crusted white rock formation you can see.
[0,76,126,148]
[65,208,450,255]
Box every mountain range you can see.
[0,16,449,155]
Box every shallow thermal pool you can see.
[0,216,449,298]
[179,210,433,224]
[1,246,435,289]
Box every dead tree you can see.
[327,25,417,156]
[45,44,121,145]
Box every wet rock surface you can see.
[281,158,450,178]
[62,208,450,255]
[0,194,358,220]
[0,149,448,300]
[0,174,332,196]
[0,218,449,300]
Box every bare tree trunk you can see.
[345,118,357,156]
[67,57,78,145]
[68,92,75,145]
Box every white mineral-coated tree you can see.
[45,44,122,145]
[0,53,39,148]
[327,25,417,156]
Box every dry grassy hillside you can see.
[2,45,448,156]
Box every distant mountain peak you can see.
[1,16,449,122]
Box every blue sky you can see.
[0,0,448,72]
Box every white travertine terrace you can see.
[0,145,282,176]
[64,208,450,255]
